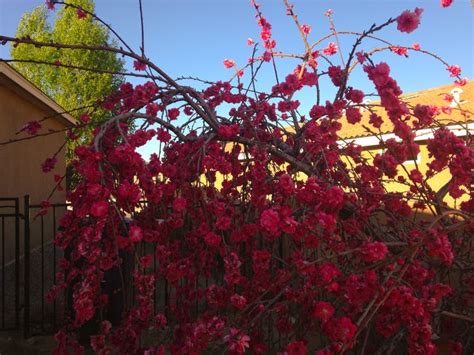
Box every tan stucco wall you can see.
[0,85,67,203]
[0,84,68,262]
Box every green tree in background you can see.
[11,0,124,160]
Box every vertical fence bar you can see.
[40,215,45,332]
[53,207,57,330]
[1,216,5,328]
[14,198,20,329]
[153,248,157,315]
[23,195,30,338]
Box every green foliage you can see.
[11,0,124,159]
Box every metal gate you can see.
[0,197,20,332]
[0,195,68,338]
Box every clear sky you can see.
[0,0,473,158]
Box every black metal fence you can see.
[0,196,166,339]
[0,197,20,331]
[25,197,69,338]
[0,195,69,338]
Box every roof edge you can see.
[0,62,76,126]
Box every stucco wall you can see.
[0,84,68,264]
[0,85,67,203]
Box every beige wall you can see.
[0,84,68,262]
[0,85,67,204]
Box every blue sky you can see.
[0,0,472,158]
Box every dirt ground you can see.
[0,332,56,354]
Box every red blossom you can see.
[172,197,187,212]
[204,232,221,248]
[90,201,108,218]
[260,208,280,237]
[45,0,55,10]
[324,317,357,343]
[41,156,57,173]
[168,108,180,120]
[157,128,171,142]
[286,341,307,355]
[441,0,454,7]
[79,113,91,123]
[328,66,344,86]
[346,107,362,124]
[224,328,250,354]
[22,120,42,135]
[129,226,143,243]
[230,294,247,310]
[360,241,388,262]
[312,301,335,322]
[218,124,239,138]
[356,51,366,64]
[77,8,87,19]
[346,88,364,103]
[133,60,147,71]
[397,8,423,33]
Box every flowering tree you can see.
[1,0,472,353]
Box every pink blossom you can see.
[447,64,461,77]
[300,24,311,35]
[390,46,408,56]
[90,201,108,218]
[223,59,236,68]
[323,42,338,56]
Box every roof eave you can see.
[0,62,76,127]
